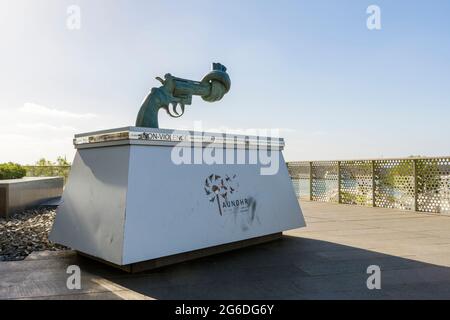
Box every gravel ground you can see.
[0,208,66,261]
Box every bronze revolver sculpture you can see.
[136,63,231,128]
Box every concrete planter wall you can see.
[0,177,63,218]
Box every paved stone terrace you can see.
[2,201,450,299]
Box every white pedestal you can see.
[49,127,305,268]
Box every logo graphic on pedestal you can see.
[204,174,252,216]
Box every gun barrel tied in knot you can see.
[136,63,231,128]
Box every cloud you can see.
[0,102,100,164]
[0,133,74,165]
[17,123,78,133]
[19,102,97,119]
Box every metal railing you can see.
[287,157,450,214]
[23,158,450,214]
[24,165,71,183]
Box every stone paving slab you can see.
[1,200,450,299]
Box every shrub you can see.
[0,162,27,180]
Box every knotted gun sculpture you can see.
[136,63,231,128]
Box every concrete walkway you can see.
[2,201,450,299]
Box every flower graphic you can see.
[204,174,237,215]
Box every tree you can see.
[36,158,53,166]
[56,156,70,166]
[28,156,71,182]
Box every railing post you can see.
[371,160,376,207]
[337,161,341,203]
[309,161,313,201]
[413,159,418,211]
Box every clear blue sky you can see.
[1,0,449,163]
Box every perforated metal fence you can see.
[287,157,450,214]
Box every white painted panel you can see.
[50,129,306,267]
[122,145,304,264]
[49,146,130,265]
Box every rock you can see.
[0,207,67,261]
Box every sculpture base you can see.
[79,232,282,273]
[49,127,305,267]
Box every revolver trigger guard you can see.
[165,102,185,118]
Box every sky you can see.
[0,0,449,164]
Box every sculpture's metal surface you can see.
[136,63,231,128]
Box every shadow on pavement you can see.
[76,235,450,299]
